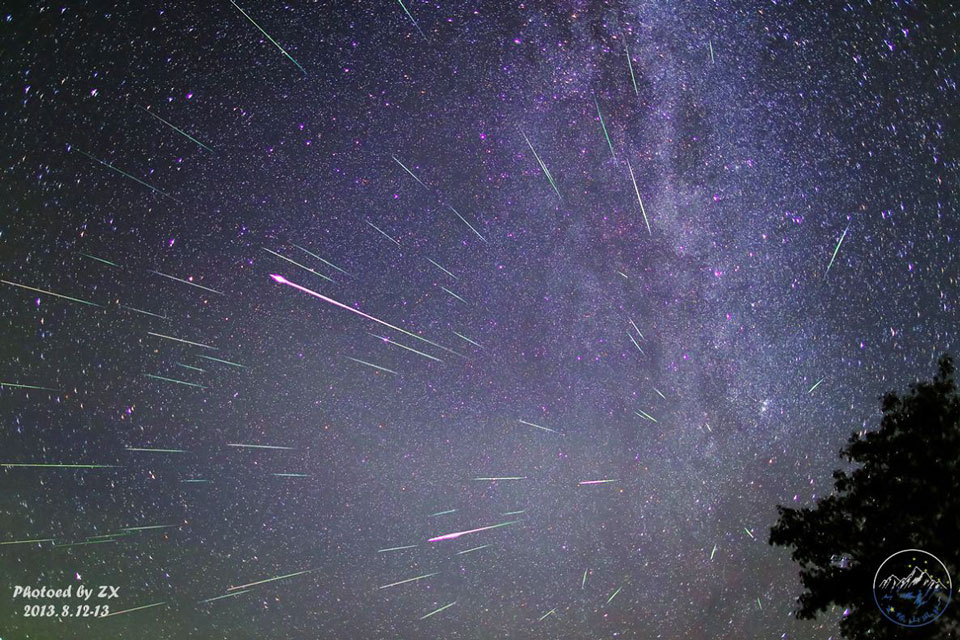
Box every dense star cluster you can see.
[1,2,958,638]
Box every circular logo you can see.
[873,549,952,627]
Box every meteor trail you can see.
[291,244,351,275]
[79,252,120,268]
[448,205,487,243]
[429,509,457,517]
[392,155,428,189]
[227,569,315,591]
[428,520,519,542]
[229,0,307,75]
[75,149,180,203]
[144,108,214,153]
[378,545,417,553]
[425,257,458,280]
[473,477,526,481]
[579,479,617,485]
[808,377,825,393]
[199,590,249,604]
[263,248,334,282]
[518,419,557,433]
[53,539,116,548]
[273,473,310,477]
[519,129,561,200]
[148,331,217,350]
[0,538,54,546]
[538,608,557,621]
[0,382,59,392]
[378,572,439,590]
[595,98,616,160]
[709,40,716,64]
[396,0,428,40]
[710,544,718,560]
[629,318,644,340]
[121,525,176,532]
[419,601,456,620]
[365,220,401,246]
[582,569,588,589]
[634,409,658,423]
[1,463,116,469]
[502,510,526,516]
[2,279,101,307]
[606,586,623,605]
[120,304,167,320]
[197,355,246,368]
[455,544,490,555]
[344,356,397,375]
[653,387,666,400]
[624,37,639,95]
[626,159,651,235]
[176,363,205,373]
[125,447,187,454]
[144,373,207,389]
[369,333,442,362]
[744,527,755,539]
[825,223,850,277]
[101,601,167,618]
[628,332,645,355]
[227,443,295,450]
[451,330,481,348]
[150,270,223,295]
[270,274,461,358]
[439,286,467,304]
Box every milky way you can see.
[1,2,958,638]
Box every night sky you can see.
[1,2,959,639]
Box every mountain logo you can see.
[873,549,952,627]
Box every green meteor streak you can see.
[634,409,658,423]
[227,443,295,450]
[228,568,315,591]
[291,244,351,275]
[447,205,487,243]
[451,330,481,348]
[595,98,616,160]
[197,355,246,368]
[1,279,101,307]
[429,509,457,517]
[79,252,120,268]
[624,36,639,95]
[538,608,557,622]
[582,569,588,589]
[710,544,718,560]
[606,586,623,605]
[75,149,180,203]
[229,0,307,75]
[440,286,467,303]
[366,220,401,246]
[87,533,132,540]
[626,159,651,235]
[199,590,249,604]
[391,154,429,188]
[144,373,207,389]
[502,510,526,516]
[396,0,428,40]
[473,477,526,481]
[263,247,334,283]
[144,108,215,153]
[176,363,206,373]
[273,473,310,477]
[744,527,755,539]
[369,333,442,362]
[0,382,59,392]
[101,601,167,618]
[378,572,439,590]
[455,544,490,555]
[419,600,456,620]
[808,377,825,393]
[120,304,167,320]
[148,331,217,350]
[125,447,188,454]
[425,257,458,280]
[757,597,762,610]
[824,223,850,277]
[53,539,116,548]
[709,40,716,64]
[1,463,116,469]
[378,545,417,553]
[343,356,397,375]
[519,129,561,200]
[0,538,54,546]
[518,419,557,433]
[122,525,176,532]
[150,270,223,295]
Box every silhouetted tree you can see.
[770,356,960,639]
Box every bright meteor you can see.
[428,520,519,542]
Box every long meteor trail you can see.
[365,220,401,246]
[825,223,850,277]
[144,108,214,153]
[579,479,617,485]
[595,98,616,160]
[448,205,487,243]
[150,270,223,295]
[428,520,519,543]
[75,149,180,203]
[101,601,167,618]
[378,545,417,553]
[144,373,207,389]
[1,463,117,469]
[378,572,439,590]
[396,0,428,40]
[343,356,397,375]
[419,601,456,620]
[808,377,825,394]
[392,155,428,189]
[227,569,315,592]
[148,331,217,350]
[230,0,307,75]
[627,160,651,235]
[370,333,442,362]
[291,244,351,276]
[1,382,59,392]
[263,248,334,282]
[2,279,101,307]
[227,443,295,450]
[518,419,557,433]
[519,128,561,200]
[199,590,249,604]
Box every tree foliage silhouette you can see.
[770,356,959,639]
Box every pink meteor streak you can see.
[428,520,519,542]
[270,274,456,355]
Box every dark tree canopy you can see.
[770,356,960,639]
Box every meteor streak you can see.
[291,244,350,275]
[519,128,561,200]
[653,387,666,400]
[429,509,457,517]
[1,279,101,307]
[391,155,428,188]
[428,520,519,542]
[425,257,458,280]
[378,572,439,590]
[121,525,176,532]
[808,377,825,393]
[378,545,417,553]
[448,205,487,243]
[227,443,295,450]
[150,270,223,295]
[101,601,167,618]
[627,160,651,235]
[825,223,850,277]
[0,538,54,546]
[0,382,59,391]
[273,473,310,477]
[148,331,217,350]
[439,286,467,303]
[538,608,557,621]
[710,544,718,560]
[369,333,442,362]
[144,108,214,153]
[634,409,658,423]
[263,248,334,282]
[199,590,249,604]
[227,568,315,591]
[606,586,623,605]
[473,477,526,481]
[451,330,480,347]
[176,363,205,373]
[197,355,246,368]
[120,304,167,319]
[344,356,397,375]
[365,220,401,246]
[455,544,490,555]
[144,373,207,389]
[396,0,428,40]
[629,318,644,339]
[75,149,180,203]
[518,419,557,433]
[229,0,307,75]
[595,98,616,160]
[125,447,187,454]
[582,569,588,589]
[79,253,120,268]
[579,479,617,485]
[624,36,639,95]
[628,332,645,355]
[419,601,456,620]
[1,463,116,469]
